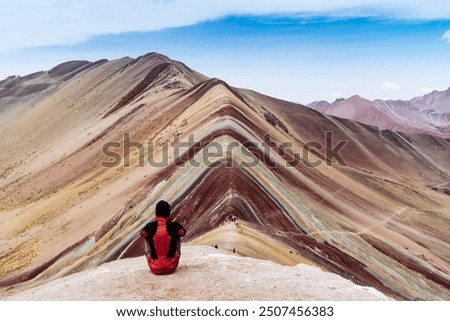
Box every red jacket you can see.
[141,216,186,274]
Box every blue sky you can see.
[1,1,450,103]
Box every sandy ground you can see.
[6,246,390,301]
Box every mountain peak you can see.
[307,91,450,137]
[333,97,346,103]
[346,94,368,102]
[136,52,172,63]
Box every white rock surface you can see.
[6,246,391,301]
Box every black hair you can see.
[155,200,171,217]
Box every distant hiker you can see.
[141,200,186,275]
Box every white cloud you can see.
[333,92,343,98]
[419,87,434,95]
[1,1,450,53]
[419,86,445,95]
[441,30,450,42]
[381,81,402,91]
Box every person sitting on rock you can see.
[140,200,186,275]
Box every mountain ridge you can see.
[0,52,449,300]
[307,89,450,138]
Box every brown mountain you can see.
[1,53,449,300]
[308,90,450,138]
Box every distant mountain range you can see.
[1,53,449,300]
[308,89,450,138]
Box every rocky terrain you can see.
[6,246,391,301]
[308,90,450,138]
[1,53,449,300]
